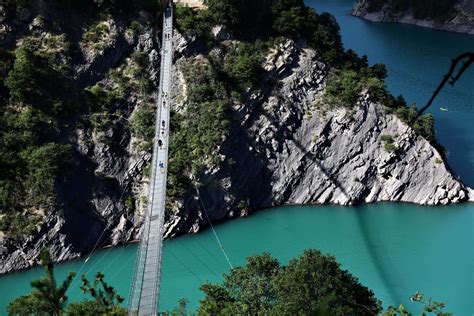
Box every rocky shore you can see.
[352,0,474,35]
[0,4,472,274]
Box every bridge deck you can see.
[128,5,174,316]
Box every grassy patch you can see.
[380,134,397,153]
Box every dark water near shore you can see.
[1,1,473,315]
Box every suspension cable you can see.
[196,187,234,269]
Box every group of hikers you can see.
[158,89,169,172]
[157,3,172,174]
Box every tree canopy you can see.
[198,249,382,315]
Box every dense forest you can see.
[364,0,457,21]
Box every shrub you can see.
[0,34,78,239]
[124,195,136,213]
[0,211,42,240]
[0,0,31,10]
[85,85,120,112]
[130,105,156,151]
[175,5,214,44]
[380,134,397,153]
[167,61,232,203]
[21,143,72,207]
[324,69,363,108]
[223,42,265,89]
[5,39,73,117]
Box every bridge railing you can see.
[128,4,174,315]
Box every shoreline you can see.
[1,199,473,276]
[351,13,474,36]
[351,1,474,36]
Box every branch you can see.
[417,52,474,117]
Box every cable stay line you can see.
[196,187,234,270]
[66,222,110,294]
[168,247,204,283]
[196,238,227,267]
[177,240,220,279]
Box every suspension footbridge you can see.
[128,3,174,315]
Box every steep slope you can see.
[0,2,161,273]
[164,36,470,236]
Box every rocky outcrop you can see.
[0,6,471,274]
[0,5,160,274]
[352,0,474,35]
[164,38,471,237]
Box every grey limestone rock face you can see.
[162,38,471,237]
[352,0,474,35]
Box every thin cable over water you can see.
[168,247,204,283]
[177,240,220,279]
[66,222,109,294]
[66,182,132,294]
[196,238,226,266]
[196,187,234,269]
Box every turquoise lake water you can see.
[0,204,473,314]
[1,0,473,315]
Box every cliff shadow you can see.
[57,152,111,254]
[354,209,403,304]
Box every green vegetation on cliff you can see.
[177,0,343,63]
[364,0,457,21]
[0,36,76,238]
[170,0,439,210]
[0,0,443,240]
[170,0,347,209]
[0,1,157,239]
[167,60,232,201]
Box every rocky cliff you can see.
[0,4,471,274]
[164,36,471,237]
[0,2,159,273]
[352,0,474,35]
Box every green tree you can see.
[325,69,363,108]
[7,249,127,316]
[273,250,381,315]
[198,250,381,315]
[65,272,126,315]
[205,0,272,31]
[7,248,75,316]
